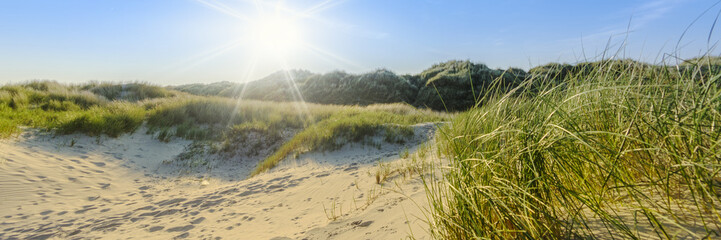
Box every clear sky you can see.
[1,0,720,85]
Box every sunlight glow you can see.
[249,14,304,58]
[191,0,351,74]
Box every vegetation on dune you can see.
[168,81,238,97]
[2,56,721,232]
[678,56,721,84]
[0,81,182,137]
[167,60,537,111]
[85,82,176,101]
[145,97,337,141]
[0,82,447,175]
[233,70,315,101]
[1,81,107,109]
[0,81,103,137]
[173,69,418,106]
[173,57,721,113]
[528,62,576,82]
[170,70,314,99]
[302,69,417,105]
[427,57,721,239]
[414,60,526,111]
[0,105,79,138]
[252,104,445,175]
[57,103,145,137]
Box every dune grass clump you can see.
[302,69,418,105]
[143,97,447,175]
[84,82,176,101]
[0,104,81,137]
[414,60,526,111]
[57,102,145,137]
[252,105,445,176]
[218,121,281,152]
[0,82,109,137]
[0,81,178,138]
[427,58,721,239]
[146,97,338,140]
[1,81,108,110]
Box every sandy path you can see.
[0,125,436,240]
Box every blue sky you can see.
[1,0,720,85]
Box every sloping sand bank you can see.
[0,125,437,239]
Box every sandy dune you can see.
[0,125,437,240]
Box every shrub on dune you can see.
[89,82,176,101]
[302,69,417,105]
[414,60,525,111]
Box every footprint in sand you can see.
[90,162,106,167]
[148,226,164,232]
[135,205,154,211]
[166,225,194,232]
[351,220,374,227]
[315,173,330,178]
[156,198,187,207]
[175,232,190,239]
[75,206,97,214]
[155,209,181,217]
[190,217,206,224]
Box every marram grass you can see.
[251,107,445,175]
[427,59,721,239]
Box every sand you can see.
[0,124,438,240]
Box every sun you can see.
[249,15,304,58]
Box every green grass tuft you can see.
[427,58,721,239]
[251,107,445,176]
[57,103,145,137]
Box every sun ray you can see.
[302,0,349,16]
[250,0,264,13]
[227,55,258,128]
[187,0,363,127]
[184,42,245,72]
[194,0,250,21]
[151,39,245,80]
[278,59,315,124]
[303,43,367,70]
[169,39,245,74]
